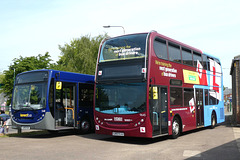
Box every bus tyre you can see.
[211,114,216,129]
[80,119,91,134]
[48,130,59,134]
[172,117,181,139]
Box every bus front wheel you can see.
[172,117,181,139]
[80,119,91,134]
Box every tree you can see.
[0,72,4,84]
[0,72,4,90]
[1,52,52,105]
[55,34,108,75]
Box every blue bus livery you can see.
[11,69,94,133]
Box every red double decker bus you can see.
[94,31,224,138]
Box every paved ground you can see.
[1,123,240,160]
[1,108,239,160]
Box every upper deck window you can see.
[182,48,193,66]
[208,57,222,73]
[202,54,208,70]
[154,38,168,60]
[99,34,147,62]
[169,43,181,63]
[193,52,202,68]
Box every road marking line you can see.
[183,150,201,157]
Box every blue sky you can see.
[0,0,239,88]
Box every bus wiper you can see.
[98,81,119,85]
[19,105,34,110]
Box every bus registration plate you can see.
[21,126,30,130]
[112,132,124,136]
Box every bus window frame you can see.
[183,88,194,107]
[168,42,182,64]
[153,37,168,60]
[193,51,203,68]
[182,47,193,67]
[170,87,183,107]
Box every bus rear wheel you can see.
[172,117,181,139]
[211,114,216,129]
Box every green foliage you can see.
[1,34,107,105]
[55,34,108,75]
[1,53,52,105]
[0,73,4,89]
[0,73,4,84]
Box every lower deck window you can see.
[170,87,182,106]
[184,88,194,107]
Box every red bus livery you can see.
[94,31,224,138]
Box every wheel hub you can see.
[173,120,179,135]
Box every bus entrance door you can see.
[195,88,204,127]
[150,86,168,136]
[55,82,76,129]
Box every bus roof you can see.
[105,31,203,54]
[17,69,95,84]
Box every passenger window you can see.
[169,43,181,63]
[79,83,94,107]
[204,89,209,105]
[202,54,208,70]
[170,87,182,106]
[215,59,221,65]
[184,88,194,107]
[154,38,168,60]
[209,90,217,105]
[182,48,193,66]
[207,57,213,71]
[193,52,202,68]
[49,78,54,117]
[214,58,222,74]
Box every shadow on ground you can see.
[185,138,240,160]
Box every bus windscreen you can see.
[12,72,48,110]
[95,83,146,114]
[99,34,147,62]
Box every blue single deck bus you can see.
[11,69,94,133]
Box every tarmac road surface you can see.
[1,124,240,160]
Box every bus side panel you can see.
[202,68,224,127]
[217,101,225,123]
[203,102,225,127]
[204,105,212,127]
[170,107,196,133]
